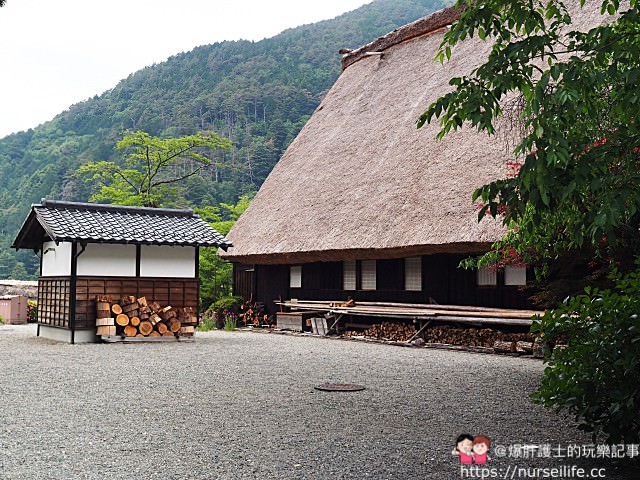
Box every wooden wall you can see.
[233,254,533,314]
[38,276,199,330]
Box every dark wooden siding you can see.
[237,254,533,314]
[233,264,255,302]
[255,264,290,313]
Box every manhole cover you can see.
[314,383,365,392]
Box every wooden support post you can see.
[327,313,344,334]
[407,319,431,343]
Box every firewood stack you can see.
[95,295,197,338]
[342,323,537,351]
[342,321,417,342]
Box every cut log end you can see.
[115,313,130,327]
[139,321,153,336]
[124,325,138,337]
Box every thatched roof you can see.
[221,2,607,265]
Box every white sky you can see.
[0,0,370,138]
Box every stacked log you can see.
[96,296,116,335]
[342,322,537,354]
[94,295,197,338]
[358,322,417,342]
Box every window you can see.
[405,257,422,291]
[361,260,376,290]
[290,265,302,288]
[505,265,527,286]
[343,260,356,290]
[477,266,497,286]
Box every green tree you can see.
[197,195,252,309]
[532,266,640,443]
[421,0,640,445]
[420,0,640,266]
[76,130,232,207]
[0,250,16,279]
[9,261,28,280]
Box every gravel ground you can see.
[0,324,635,479]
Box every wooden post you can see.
[70,241,78,344]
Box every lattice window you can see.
[343,260,356,291]
[505,265,527,286]
[361,260,376,290]
[290,265,302,288]
[37,278,71,327]
[477,266,497,286]
[405,257,422,291]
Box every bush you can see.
[0,314,4,325]
[27,300,37,323]
[212,296,243,313]
[531,264,640,443]
[198,305,240,332]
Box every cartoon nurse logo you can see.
[451,434,491,464]
[452,434,474,464]
[472,435,491,464]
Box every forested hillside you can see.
[0,0,448,278]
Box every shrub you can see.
[197,306,239,332]
[27,300,37,323]
[213,296,243,313]
[0,314,4,325]
[531,264,640,443]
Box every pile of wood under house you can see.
[95,295,196,339]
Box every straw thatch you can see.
[221,2,609,265]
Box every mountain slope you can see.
[0,0,448,277]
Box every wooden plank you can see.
[100,335,194,343]
[277,299,536,326]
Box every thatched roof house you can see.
[222,5,504,265]
[220,3,605,315]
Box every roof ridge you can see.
[39,199,195,217]
[340,3,464,71]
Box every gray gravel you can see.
[0,324,634,479]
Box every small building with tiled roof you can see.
[12,199,231,343]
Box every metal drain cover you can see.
[314,383,365,392]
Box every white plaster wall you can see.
[41,241,72,277]
[140,245,195,278]
[77,243,137,277]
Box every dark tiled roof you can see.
[12,200,232,250]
